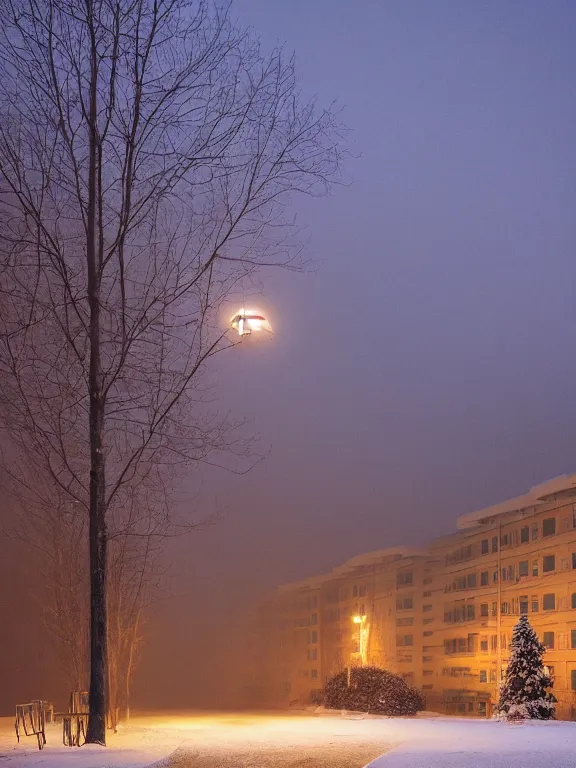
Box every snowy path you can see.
[161,713,394,768]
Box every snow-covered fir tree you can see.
[496,614,556,720]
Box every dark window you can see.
[531,524,539,541]
[423,631,433,636]
[543,555,556,573]
[532,560,539,577]
[480,603,488,617]
[543,594,555,611]
[572,593,576,609]
[519,597,529,614]
[353,586,358,597]
[531,597,539,612]
[479,670,487,683]
[359,585,367,597]
[310,613,318,625]
[481,539,489,554]
[573,552,576,570]
[571,630,576,649]
[397,572,414,587]
[543,632,555,649]
[519,561,529,577]
[491,537,498,553]
[423,604,432,612]
[312,648,317,660]
[467,574,477,588]
[396,597,413,611]
[311,669,318,680]
[520,526,530,543]
[490,670,497,682]
[310,631,318,643]
[423,591,432,597]
[542,518,556,537]
[480,571,489,586]
[572,670,576,691]
[480,637,488,651]
[396,634,413,646]
[466,604,475,620]
[500,534,509,547]
[423,684,433,690]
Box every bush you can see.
[323,666,424,716]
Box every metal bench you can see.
[15,700,46,750]
[57,711,88,747]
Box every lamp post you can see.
[348,615,366,687]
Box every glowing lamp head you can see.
[352,615,363,624]
[230,308,272,337]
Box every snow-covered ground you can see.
[1,711,575,768]
[365,715,576,768]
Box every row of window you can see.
[445,591,576,624]
[446,553,576,594]
[445,511,576,566]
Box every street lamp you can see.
[230,308,273,337]
[348,615,366,687]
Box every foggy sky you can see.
[3,1,576,713]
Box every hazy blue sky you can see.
[131,0,576,707]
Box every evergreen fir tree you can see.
[496,614,556,720]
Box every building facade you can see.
[245,474,576,719]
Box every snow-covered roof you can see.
[457,474,576,530]
[277,546,423,594]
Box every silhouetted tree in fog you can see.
[0,0,343,744]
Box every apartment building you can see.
[244,474,576,719]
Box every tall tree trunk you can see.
[85,0,107,745]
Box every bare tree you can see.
[0,0,343,744]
